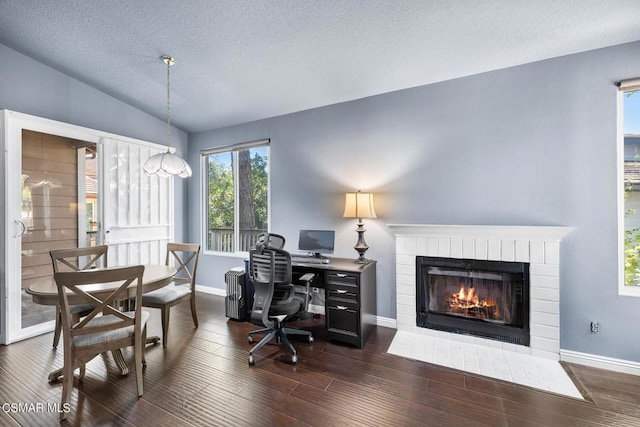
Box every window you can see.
[619,79,640,295]
[203,140,269,254]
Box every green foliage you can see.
[207,149,269,231]
[625,180,640,286]
[625,227,640,286]
[207,153,234,228]
[250,153,268,229]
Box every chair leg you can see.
[282,327,312,338]
[161,307,170,348]
[190,296,198,328]
[249,329,278,356]
[135,330,144,397]
[52,307,62,348]
[60,359,74,421]
[248,327,272,337]
[279,329,297,358]
[142,326,147,366]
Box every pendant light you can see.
[143,55,192,178]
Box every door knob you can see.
[15,219,26,237]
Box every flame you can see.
[450,285,499,319]
[456,286,479,305]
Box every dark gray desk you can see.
[291,257,377,348]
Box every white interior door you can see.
[100,137,173,266]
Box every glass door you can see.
[20,129,97,330]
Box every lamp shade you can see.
[343,192,377,219]
[143,150,192,178]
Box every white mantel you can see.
[387,224,574,241]
[388,224,574,360]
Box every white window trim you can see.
[201,139,270,256]
[618,86,640,297]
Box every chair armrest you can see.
[299,273,315,283]
[296,273,315,311]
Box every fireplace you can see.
[389,224,573,360]
[416,256,530,346]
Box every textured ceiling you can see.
[1,1,640,134]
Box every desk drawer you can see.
[327,272,358,287]
[327,288,357,303]
[326,303,359,338]
[327,273,359,298]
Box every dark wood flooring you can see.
[2,293,640,426]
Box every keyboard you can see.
[292,256,329,264]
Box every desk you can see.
[291,257,376,348]
[26,264,177,381]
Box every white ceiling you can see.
[1,1,640,134]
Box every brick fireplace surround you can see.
[389,224,574,360]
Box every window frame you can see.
[201,139,270,257]
[618,80,640,296]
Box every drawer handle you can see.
[336,305,348,310]
[335,290,348,294]
[336,273,347,278]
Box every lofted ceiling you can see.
[1,1,640,134]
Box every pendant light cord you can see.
[166,57,172,150]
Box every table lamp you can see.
[343,191,377,263]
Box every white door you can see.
[2,111,172,344]
[100,137,173,265]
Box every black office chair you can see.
[247,233,314,365]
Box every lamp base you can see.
[353,221,371,264]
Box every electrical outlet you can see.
[590,321,600,333]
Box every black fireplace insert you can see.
[416,256,530,346]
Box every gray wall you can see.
[189,40,640,361]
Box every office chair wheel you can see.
[248,355,255,365]
[291,354,298,364]
[248,336,254,344]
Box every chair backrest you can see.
[54,265,145,347]
[165,243,201,291]
[249,233,293,326]
[50,245,109,272]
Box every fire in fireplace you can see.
[416,256,530,346]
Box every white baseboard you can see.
[195,284,226,297]
[560,349,640,377]
[376,316,396,329]
[308,304,325,315]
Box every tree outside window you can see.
[205,144,269,253]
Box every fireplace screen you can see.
[428,267,517,323]
[417,257,530,345]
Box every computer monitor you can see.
[298,230,335,258]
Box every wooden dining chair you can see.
[141,243,200,347]
[54,265,148,421]
[49,245,108,348]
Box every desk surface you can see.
[291,256,376,273]
[26,264,177,306]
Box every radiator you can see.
[224,266,249,320]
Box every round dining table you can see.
[26,264,177,381]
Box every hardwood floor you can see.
[2,293,640,426]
